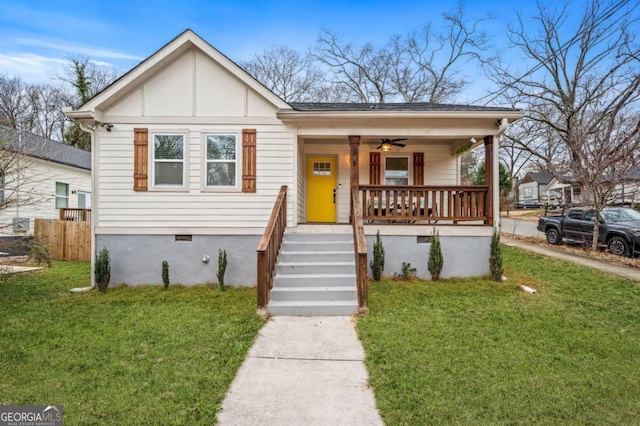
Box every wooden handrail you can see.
[257,185,287,309]
[351,187,368,311]
[359,185,490,224]
[60,208,92,222]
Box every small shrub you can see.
[400,262,417,281]
[162,260,170,290]
[394,262,417,281]
[490,228,503,281]
[95,247,111,292]
[428,228,443,281]
[28,235,52,267]
[217,249,227,291]
[370,230,385,281]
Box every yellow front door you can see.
[307,156,337,222]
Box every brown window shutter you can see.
[133,128,148,191]
[369,152,381,184]
[413,152,424,185]
[242,129,257,193]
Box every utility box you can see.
[13,217,30,233]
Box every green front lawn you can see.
[0,262,264,425]
[358,246,640,425]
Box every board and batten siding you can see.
[95,124,295,232]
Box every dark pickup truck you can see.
[537,207,640,257]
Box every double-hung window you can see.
[205,134,238,188]
[384,156,410,185]
[55,182,69,209]
[153,133,185,187]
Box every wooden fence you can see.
[34,219,91,261]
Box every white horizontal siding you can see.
[1,158,91,235]
[95,124,295,230]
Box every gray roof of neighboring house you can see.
[624,166,640,181]
[289,102,520,112]
[0,126,91,171]
[525,172,554,185]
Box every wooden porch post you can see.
[484,136,494,225]
[349,135,361,222]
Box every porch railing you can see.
[60,208,92,222]
[257,185,287,309]
[359,185,490,224]
[351,188,368,311]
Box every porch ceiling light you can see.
[381,142,392,151]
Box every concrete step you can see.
[269,231,358,316]
[281,241,354,252]
[276,261,355,275]
[283,233,353,242]
[269,286,358,302]
[278,250,354,263]
[267,300,359,316]
[273,273,356,288]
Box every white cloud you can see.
[0,53,69,83]
[14,37,143,61]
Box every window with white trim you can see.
[384,156,410,185]
[205,134,238,187]
[152,133,185,187]
[523,187,533,198]
[55,182,69,209]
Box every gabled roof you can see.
[522,172,554,185]
[0,126,91,171]
[67,29,290,121]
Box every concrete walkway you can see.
[502,236,640,281]
[217,316,384,426]
[0,265,43,274]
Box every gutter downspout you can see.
[70,121,96,293]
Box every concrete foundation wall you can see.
[98,232,491,287]
[97,234,261,286]
[366,235,491,279]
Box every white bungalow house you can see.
[65,30,523,314]
[544,175,582,206]
[0,126,91,237]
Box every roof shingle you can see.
[0,126,91,171]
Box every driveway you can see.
[500,216,545,239]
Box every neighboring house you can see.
[608,166,640,206]
[518,172,553,203]
[64,30,523,288]
[544,175,582,205]
[0,126,91,236]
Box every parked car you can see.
[537,207,640,257]
[514,200,544,209]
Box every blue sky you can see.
[1,0,546,99]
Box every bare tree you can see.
[240,46,328,102]
[0,75,34,131]
[491,0,640,250]
[314,29,395,102]
[403,4,493,103]
[313,4,492,103]
[0,127,51,232]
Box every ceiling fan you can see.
[377,138,407,151]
